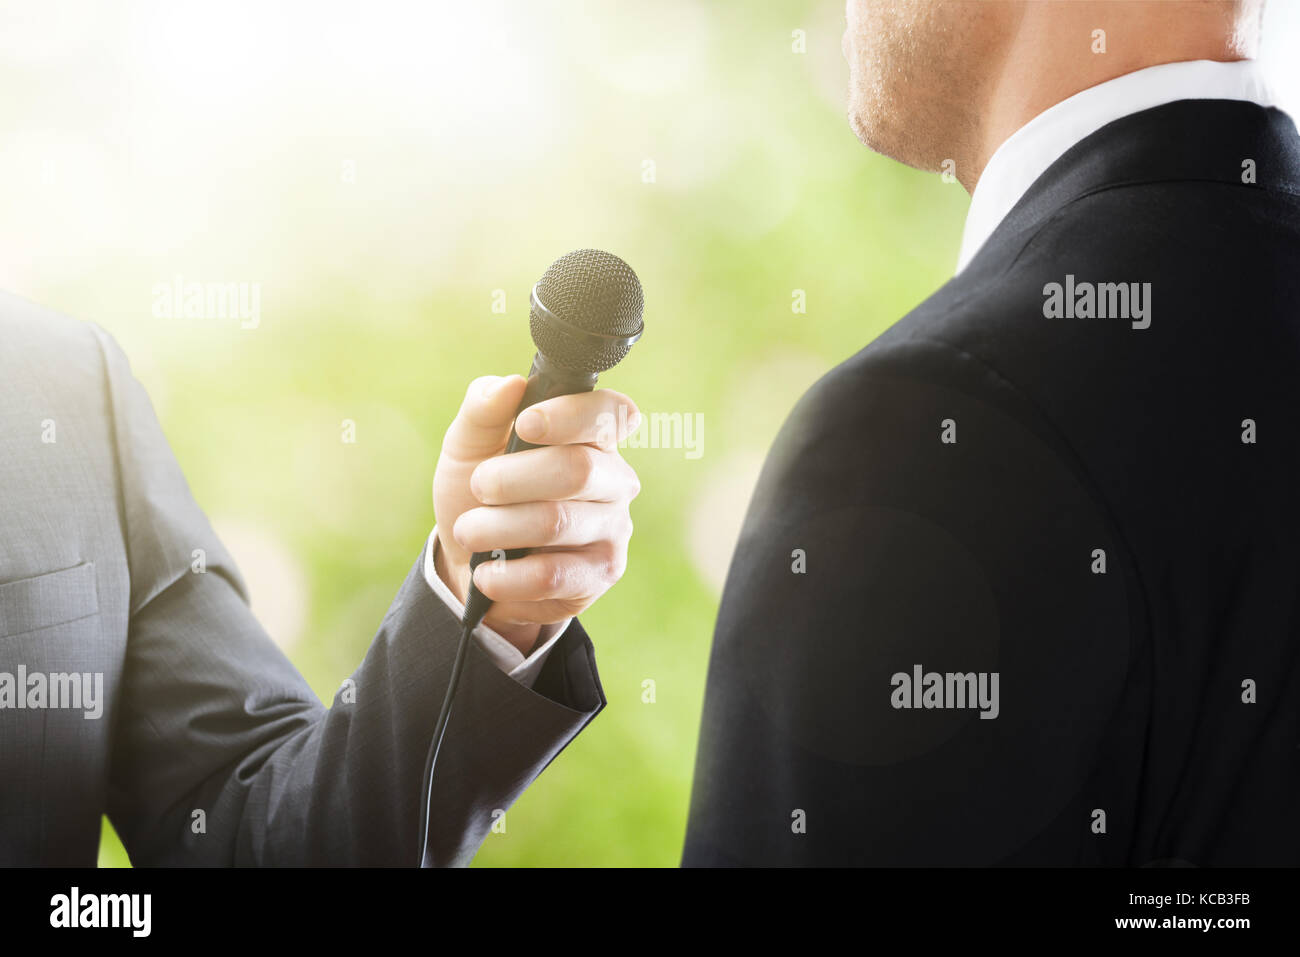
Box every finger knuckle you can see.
[543,501,571,540]
[605,554,627,583]
[537,559,567,595]
[567,444,600,496]
[591,540,625,583]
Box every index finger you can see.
[513,389,641,450]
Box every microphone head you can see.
[530,249,644,375]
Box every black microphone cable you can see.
[415,443,547,866]
[416,575,493,867]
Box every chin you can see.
[846,107,872,148]
[846,86,876,144]
[846,101,893,156]
[846,72,896,151]
[847,87,942,173]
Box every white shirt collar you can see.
[956,59,1276,274]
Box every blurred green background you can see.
[0,0,972,866]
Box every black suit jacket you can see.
[683,99,1300,866]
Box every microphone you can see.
[461,248,646,632]
[418,248,644,866]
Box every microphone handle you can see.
[462,352,597,627]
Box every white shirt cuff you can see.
[421,527,569,689]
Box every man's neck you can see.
[960,9,1251,193]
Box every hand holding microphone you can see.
[431,249,645,651]
[432,374,641,651]
[422,250,645,865]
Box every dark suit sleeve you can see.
[93,328,603,866]
[683,337,1148,866]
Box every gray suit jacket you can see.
[0,292,604,866]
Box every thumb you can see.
[442,374,529,461]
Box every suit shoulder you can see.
[0,289,113,385]
[789,327,1040,454]
[885,176,1298,352]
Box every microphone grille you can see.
[531,249,644,374]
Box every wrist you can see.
[433,533,471,606]
[494,619,543,657]
[433,535,544,655]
